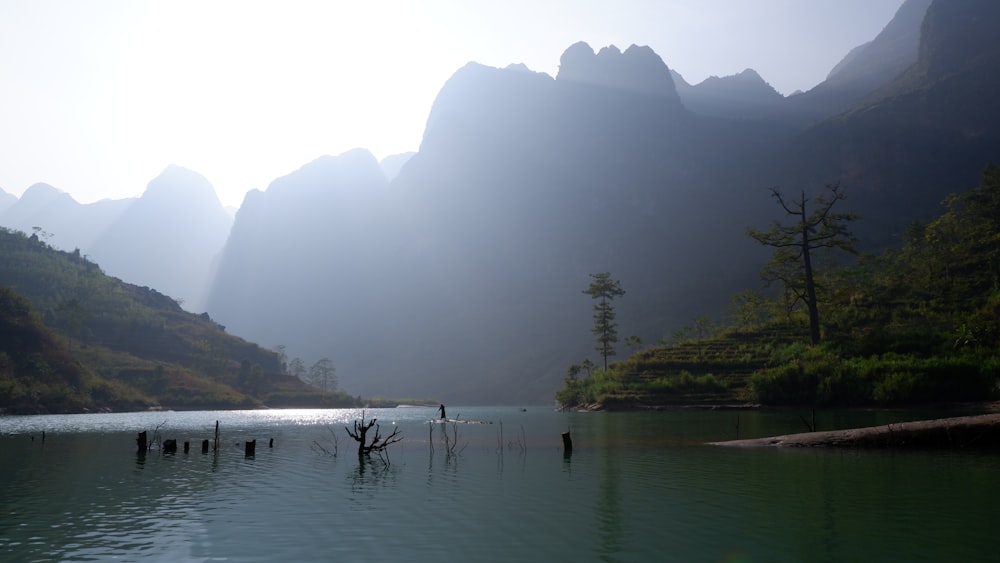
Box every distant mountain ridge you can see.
[671,68,784,119]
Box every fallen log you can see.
[710,413,1000,449]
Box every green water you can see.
[1,407,997,562]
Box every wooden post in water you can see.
[183,441,190,454]
[245,439,256,458]
[136,431,147,453]
[201,439,209,454]
[269,438,274,448]
[561,431,573,454]
[163,439,177,454]
[214,420,220,453]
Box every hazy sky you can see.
[1,0,906,208]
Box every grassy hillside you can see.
[0,286,145,413]
[0,227,364,413]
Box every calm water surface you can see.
[1,407,997,562]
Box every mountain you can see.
[784,0,932,123]
[87,165,233,312]
[205,45,781,403]
[205,1,1000,405]
[672,68,785,120]
[671,0,931,126]
[824,0,932,90]
[7,0,997,406]
[205,149,400,386]
[556,42,684,106]
[779,0,1000,240]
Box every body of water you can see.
[1,406,997,562]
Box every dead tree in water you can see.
[345,411,402,461]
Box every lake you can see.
[1,406,998,562]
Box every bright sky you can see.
[0,0,906,208]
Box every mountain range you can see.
[2,0,998,404]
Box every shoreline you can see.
[710,412,1000,448]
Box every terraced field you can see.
[600,327,803,407]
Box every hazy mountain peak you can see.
[144,165,222,208]
[556,41,681,103]
[264,149,387,200]
[670,66,782,119]
[22,182,66,199]
[421,61,556,149]
[12,183,77,214]
[596,44,622,58]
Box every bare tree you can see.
[345,411,402,462]
[747,184,857,344]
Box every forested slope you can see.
[0,227,357,413]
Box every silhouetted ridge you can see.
[142,165,224,208]
[556,41,683,106]
[672,68,784,119]
[422,61,555,151]
[782,0,930,124]
[825,0,931,87]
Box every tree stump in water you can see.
[201,439,209,454]
[245,439,256,457]
[136,431,147,453]
[163,439,177,454]
[562,431,573,454]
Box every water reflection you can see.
[595,415,624,561]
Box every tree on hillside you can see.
[308,357,337,392]
[924,164,1000,298]
[273,344,288,374]
[583,272,626,370]
[747,184,858,344]
[288,357,307,381]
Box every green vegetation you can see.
[0,227,368,413]
[557,166,1000,409]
